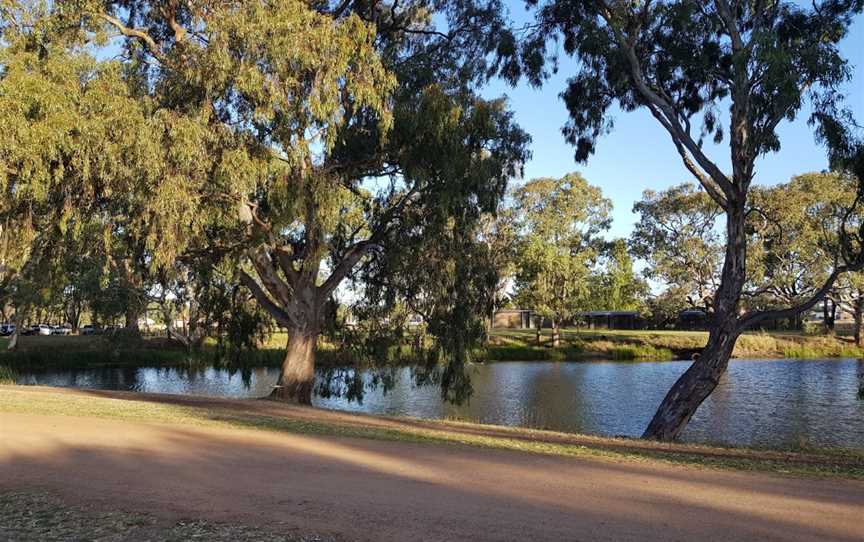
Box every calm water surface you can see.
[16,359,864,448]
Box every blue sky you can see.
[483,7,864,240]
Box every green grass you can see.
[489,328,864,361]
[483,345,584,361]
[2,386,862,479]
[783,344,864,359]
[783,345,824,358]
[3,329,863,373]
[608,344,675,360]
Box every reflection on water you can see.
[16,359,864,448]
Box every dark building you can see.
[579,311,641,330]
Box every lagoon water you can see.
[15,358,864,448]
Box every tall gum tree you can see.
[0,3,207,348]
[67,0,527,403]
[513,173,611,347]
[631,184,724,314]
[232,2,528,402]
[500,0,864,439]
[745,173,860,324]
[84,0,394,403]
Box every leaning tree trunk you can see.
[642,319,740,440]
[643,205,747,441]
[270,327,318,404]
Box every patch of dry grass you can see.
[0,491,335,541]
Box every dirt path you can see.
[2,407,863,542]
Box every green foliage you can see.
[513,173,611,326]
[747,172,861,312]
[1,1,531,408]
[609,345,675,361]
[501,1,862,164]
[0,365,17,385]
[598,239,648,312]
[361,208,505,404]
[631,183,723,312]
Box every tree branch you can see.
[738,262,864,330]
[95,13,162,60]
[599,6,734,206]
[239,270,291,327]
[319,240,377,298]
[714,0,745,52]
[247,249,293,307]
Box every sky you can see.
[482,5,864,240]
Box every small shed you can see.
[677,309,708,330]
[492,309,534,329]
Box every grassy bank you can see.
[0,334,283,371]
[2,386,862,479]
[0,333,408,371]
[487,328,864,361]
[2,329,862,373]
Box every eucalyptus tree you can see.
[501,0,864,439]
[631,184,723,313]
[746,172,858,326]
[478,205,520,329]
[51,0,394,401]
[0,2,201,347]
[52,1,525,403]
[358,198,511,404]
[153,254,271,353]
[513,173,611,347]
[599,239,648,312]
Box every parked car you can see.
[22,324,51,336]
[81,325,101,335]
[51,326,72,336]
[0,324,15,336]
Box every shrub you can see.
[782,345,822,359]
[609,344,674,361]
[837,347,864,359]
[0,365,18,385]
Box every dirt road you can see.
[2,410,863,541]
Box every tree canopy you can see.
[512,173,610,344]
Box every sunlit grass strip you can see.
[2,387,861,479]
[608,344,675,360]
[490,328,864,361]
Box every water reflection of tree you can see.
[315,366,400,405]
[514,363,584,432]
